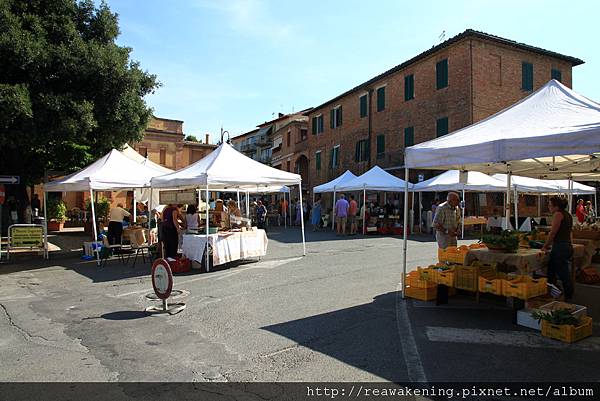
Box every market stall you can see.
[151,143,304,271]
[335,166,413,234]
[44,149,167,265]
[403,78,600,303]
[313,170,357,230]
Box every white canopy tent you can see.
[402,79,600,298]
[336,166,414,233]
[312,170,357,230]
[44,149,167,264]
[151,142,305,269]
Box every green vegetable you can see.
[532,309,580,326]
[482,230,520,251]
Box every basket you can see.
[438,247,468,264]
[454,265,479,292]
[406,271,436,289]
[404,285,437,301]
[541,316,593,343]
[502,276,547,300]
[478,272,508,296]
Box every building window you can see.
[159,148,166,165]
[376,86,386,112]
[287,131,291,147]
[436,117,448,138]
[551,68,562,82]
[311,115,324,134]
[330,145,340,169]
[404,74,414,100]
[300,128,307,141]
[436,59,448,89]
[522,62,533,91]
[315,151,321,171]
[286,160,291,172]
[404,127,414,147]
[355,139,369,162]
[330,105,342,129]
[138,146,147,157]
[376,135,385,159]
[359,94,368,118]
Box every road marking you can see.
[395,283,427,382]
[426,326,600,351]
[113,257,302,298]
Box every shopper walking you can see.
[542,196,574,300]
[348,195,358,235]
[311,197,322,231]
[433,192,461,249]
[256,200,267,230]
[334,194,349,236]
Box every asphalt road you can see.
[0,227,599,385]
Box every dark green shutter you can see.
[404,75,414,100]
[355,141,360,162]
[338,106,342,126]
[377,87,385,111]
[522,62,533,91]
[316,152,321,170]
[330,109,335,129]
[404,127,414,147]
[312,117,317,135]
[551,68,562,82]
[360,95,367,118]
[365,140,370,161]
[376,135,385,158]
[436,59,448,89]
[436,117,448,137]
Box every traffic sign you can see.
[0,184,5,205]
[0,175,20,185]
[151,258,173,300]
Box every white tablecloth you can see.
[182,229,268,266]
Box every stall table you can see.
[182,229,268,267]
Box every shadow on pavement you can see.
[262,291,408,382]
[101,311,149,320]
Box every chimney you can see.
[278,112,284,118]
[205,134,210,144]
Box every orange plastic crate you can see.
[541,316,593,343]
[417,266,437,282]
[433,268,455,287]
[404,285,437,301]
[502,276,547,300]
[406,271,436,289]
[438,247,468,264]
[478,272,507,296]
[454,265,479,292]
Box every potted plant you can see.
[47,198,67,231]
[84,197,111,234]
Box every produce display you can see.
[481,230,520,252]
[532,309,580,326]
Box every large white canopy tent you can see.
[312,170,357,230]
[151,142,305,269]
[402,79,600,298]
[44,149,168,264]
[336,165,414,232]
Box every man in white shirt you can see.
[108,203,130,245]
[433,192,461,249]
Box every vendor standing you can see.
[542,196,574,300]
[433,192,461,249]
[108,203,130,245]
[575,199,587,224]
[161,203,180,258]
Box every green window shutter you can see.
[330,109,335,129]
[316,152,321,170]
[551,68,562,82]
[404,75,414,100]
[338,106,342,126]
[312,117,317,135]
[436,59,448,89]
[436,117,448,138]
[364,140,370,161]
[522,62,533,91]
[376,135,385,158]
[377,87,385,111]
[404,127,414,147]
[330,148,334,169]
[359,95,367,118]
[355,141,360,162]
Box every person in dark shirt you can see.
[542,196,574,299]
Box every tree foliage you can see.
[0,0,159,185]
[184,135,198,142]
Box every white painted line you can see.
[395,283,427,382]
[426,326,600,351]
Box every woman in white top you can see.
[108,203,130,245]
[185,204,200,233]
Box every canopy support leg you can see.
[133,189,137,224]
[419,192,422,234]
[332,189,336,231]
[43,190,48,259]
[402,168,409,299]
[538,194,541,219]
[514,187,519,231]
[595,192,598,219]
[362,187,366,235]
[90,189,100,266]
[505,172,511,230]
[205,185,210,273]
[462,189,465,239]
[568,177,573,214]
[299,184,306,256]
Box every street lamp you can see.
[219,127,231,145]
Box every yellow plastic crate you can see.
[502,276,547,300]
[478,272,508,296]
[454,265,479,292]
[406,271,436,289]
[541,316,593,343]
[404,285,437,301]
[433,268,455,287]
[438,247,468,264]
[417,266,437,282]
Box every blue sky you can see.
[105,0,599,142]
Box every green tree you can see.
[0,0,159,186]
[185,135,198,142]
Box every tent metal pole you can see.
[461,189,465,239]
[205,185,210,273]
[284,191,287,228]
[43,190,48,259]
[595,192,598,218]
[514,187,519,231]
[90,188,100,266]
[419,192,422,234]
[133,189,137,224]
[362,186,366,235]
[505,172,511,230]
[298,183,306,256]
[332,189,336,231]
[246,191,250,219]
[538,194,541,219]
[236,191,240,208]
[402,168,409,299]
[568,177,573,213]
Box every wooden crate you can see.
[541,316,593,343]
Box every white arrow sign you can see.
[0,176,20,184]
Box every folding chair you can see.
[99,234,128,267]
[126,229,152,269]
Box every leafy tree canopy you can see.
[0,0,159,185]
[184,135,198,142]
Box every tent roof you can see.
[413,170,508,192]
[336,166,412,192]
[120,144,173,174]
[151,142,301,189]
[405,80,600,178]
[313,170,357,193]
[492,174,596,195]
[45,149,166,192]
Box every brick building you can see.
[304,29,583,215]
